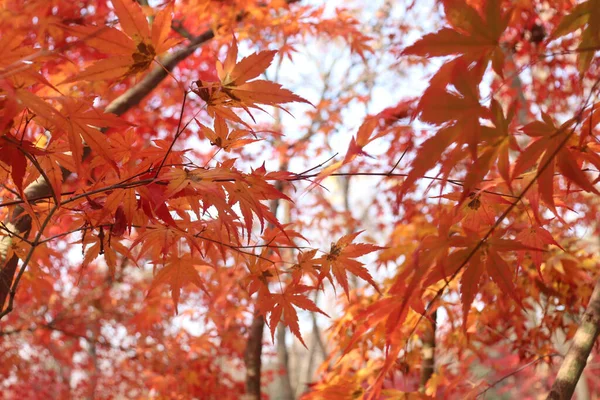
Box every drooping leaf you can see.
[513,114,599,214]
[550,0,600,74]
[148,254,210,313]
[267,284,328,348]
[402,0,510,75]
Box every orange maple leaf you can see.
[14,92,125,173]
[0,134,45,194]
[512,113,600,214]
[267,284,328,348]
[403,0,509,76]
[314,231,383,298]
[197,115,259,151]
[81,229,132,277]
[516,225,562,278]
[461,99,519,193]
[62,0,181,82]
[550,0,600,74]
[423,232,543,328]
[312,117,380,185]
[400,60,489,196]
[194,37,311,119]
[289,249,321,284]
[148,254,209,313]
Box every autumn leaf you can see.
[383,214,455,335]
[197,115,259,151]
[400,60,490,196]
[194,37,311,118]
[428,232,543,326]
[289,249,321,284]
[80,228,132,277]
[14,93,124,173]
[462,99,519,193]
[311,117,381,185]
[148,254,210,313]
[550,0,600,74]
[512,113,599,214]
[267,284,328,348]
[516,225,561,278]
[314,231,383,298]
[459,249,485,329]
[62,0,181,82]
[403,0,509,75]
[217,37,276,87]
[0,135,41,194]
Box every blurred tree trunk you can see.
[277,322,295,399]
[245,312,265,400]
[275,197,295,399]
[547,277,600,400]
[419,310,437,393]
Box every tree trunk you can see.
[419,309,437,393]
[245,312,265,400]
[304,302,326,395]
[547,278,600,400]
[276,322,295,399]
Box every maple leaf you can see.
[516,225,562,278]
[267,284,328,348]
[512,113,599,214]
[381,214,456,335]
[148,254,210,313]
[0,135,45,194]
[402,0,509,76]
[35,139,74,207]
[312,117,381,185]
[244,249,277,297]
[160,161,290,240]
[289,249,321,284]
[303,375,367,400]
[194,37,311,118]
[81,228,132,277]
[424,232,543,327]
[131,224,202,260]
[314,231,383,298]
[438,191,510,233]
[400,60,490,196]
[376,99,415,128]
[550,0,600,74]
[62,0,181,82]
[462,99,519,193]
[14,93,125,173]
[197,115,259,151]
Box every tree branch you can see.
[0,25,217,314]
